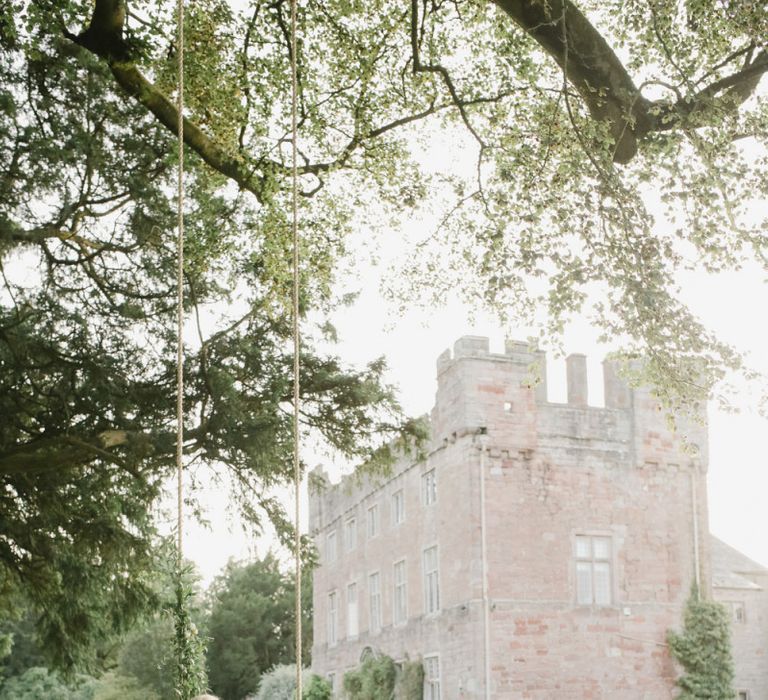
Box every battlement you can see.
[432,334,707,465]
[309,336,709,531]
[435,335,636,411]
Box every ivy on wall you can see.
[343,655,424,700]
[667,586,736,700]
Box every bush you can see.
[303,673,332,700]
[91,672,161,700]
[394,658,423,700]
[0,667,97,700]
[254,664,312,700]
[343,656,398,700]
[667,585,736,699]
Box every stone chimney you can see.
[566,353,588,406]
[602,358,631,410]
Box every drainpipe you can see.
[690,466,701,595]
[479,438,491,699]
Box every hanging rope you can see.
[289,0,303,693]
[175,0,185,570]
[172,0,302,691]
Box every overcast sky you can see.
[184,123,768,586]
[186,228,768,587]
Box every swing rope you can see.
[289,0,303,692]
[174,0,303,693]
[175,0,185,572]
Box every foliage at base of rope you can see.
[171,565,209,700]
[667,584,736,699]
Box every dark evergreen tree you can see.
[206,555,311,700]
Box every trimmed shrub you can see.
[303,673,332,700]
[254,664,312,700]
[344,654,424,700]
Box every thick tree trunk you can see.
[493,0,651,163]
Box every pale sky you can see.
[181,115,768,585]
[186,204,768,587]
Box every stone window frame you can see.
[326,672,336,694]
[423,653,441,700]
[367,503,380,539]
[730,600,747,624]
[423,544,440,615]
[393,558,408,626]
[326,528,338,564]
[392,488,406,526]
[422,469,437,506]
[327,589,339,647]
[369,570,382,634]
[737,690,750,700]
[344,516,357,552]
[572,530,616,607]
[346,580,359,639]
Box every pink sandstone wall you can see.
[310,336,712,698]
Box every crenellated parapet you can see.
[432,335,708,470]
[309,336,709,531]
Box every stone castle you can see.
[309,337,767,698]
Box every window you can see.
[424,655,440,700]
[345,517,357,551]
[326,530,338,563]
[327,591,338,646]
[327,672,336,694]
[367,504,380,538]
[394,559,407,625]
[737,691,750,700]
[347,582,359,637]
[423,545,440,614]
[369,572,382,633]
[731,601,747,623]
[422,469,437,505]
[392,489,405,525]
[575,535,612,605]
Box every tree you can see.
[206,555,311,700]
[0,608,48,681]
[2,0,766,670]
[0,0,421,665]
[668,587,736,699]
[115,615,176,700]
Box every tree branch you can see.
[410,0,485,148]
[491,0,768,162]
[654,50,768,130]
[493,0,652,163]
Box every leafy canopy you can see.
[37,0,768,410]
